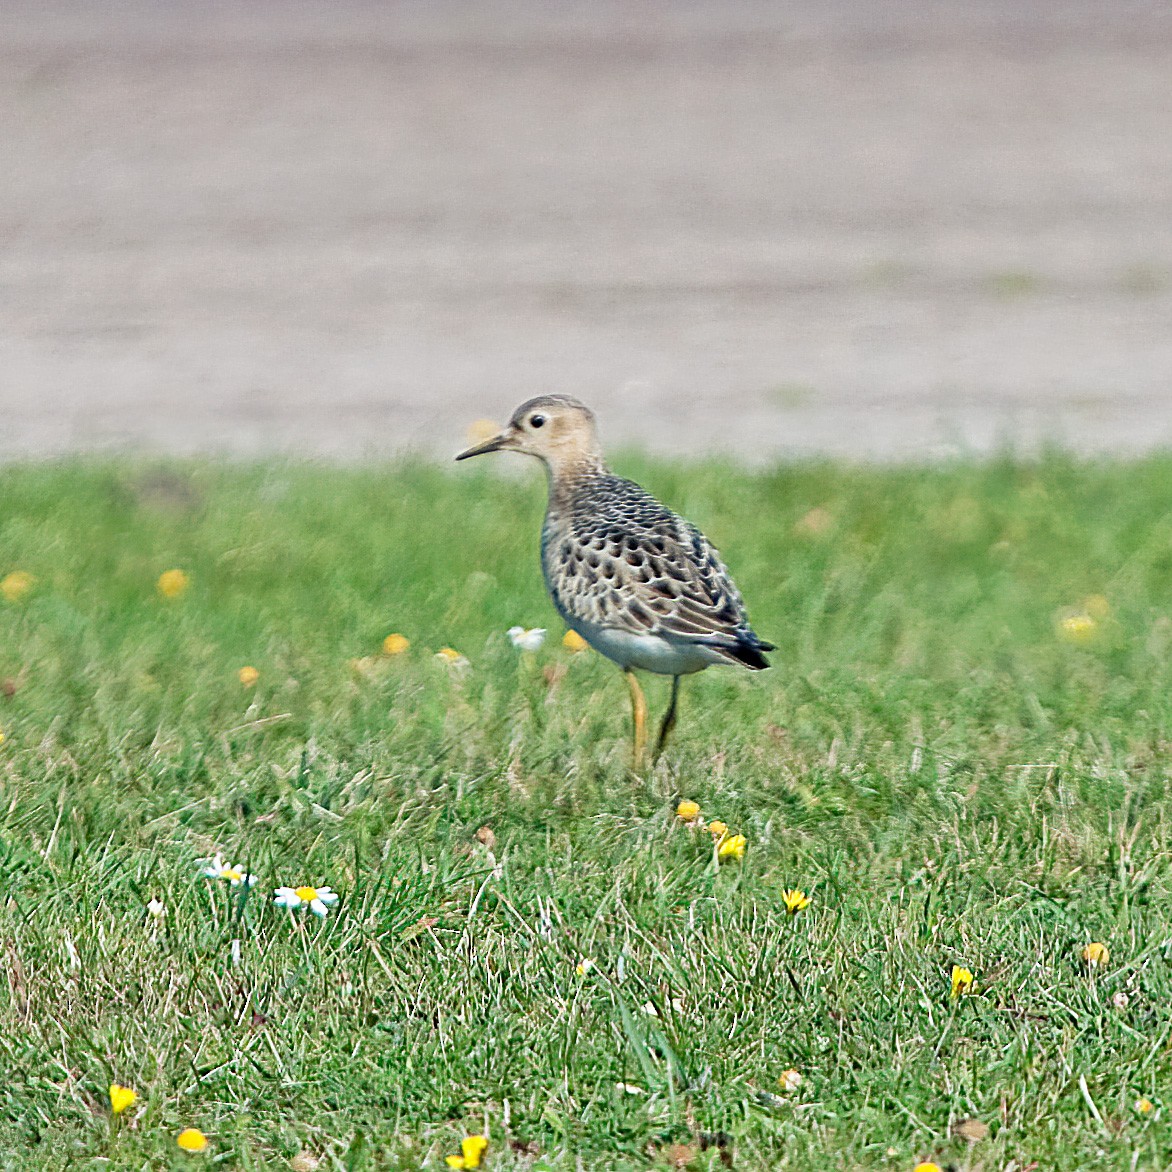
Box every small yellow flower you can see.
[1,571,35,603]
[562,629,589,653]
[1058,612,1097,644]
[777,1068,802,1093]
[1136,1097,1154,1115]
[466,418,501,446]
[157,568,190,599]
[676,800,701,821]
[445,1136,488,1169]
[717,833,746,861]
[238,665,259,687]
[913,1164,943,1172]
[436,647,470,670]
[382,632,410,656]
[950,965,975,999]
[707,820,728,838]
[576,957,596,976]
[1083,941,1110,968]
[781,888,811,915]
[176,1128,209,1152]
[108,1084,137,1115]
[461,1137,488,1168]
[0,730,5,746]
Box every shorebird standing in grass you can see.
[456,395,773,766]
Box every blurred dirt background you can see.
[2,0,1170,462]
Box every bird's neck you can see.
[543,451,607,512]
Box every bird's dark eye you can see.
[530,414,546,429]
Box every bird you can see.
[456,395,773,765]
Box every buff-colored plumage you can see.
[457,395,772,762]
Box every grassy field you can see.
[2,454,1172,1170]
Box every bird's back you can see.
[541,469,773,670]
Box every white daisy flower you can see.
[199,853,258,888]
[146,897,166,918]
[274,884,340,918]
[507,626,546,652]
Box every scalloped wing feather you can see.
[542,475,772,664]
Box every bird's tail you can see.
[716,631,774,670]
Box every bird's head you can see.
[455,395,602,472]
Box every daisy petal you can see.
[200,853,226,879]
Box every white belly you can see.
[573,622,723,675]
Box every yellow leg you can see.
[624,669,648,768]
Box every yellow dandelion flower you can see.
[238,665,259,687]
[1,571,35,603]
[675,800,700,821]
[108,1084,137,1114]
[157,568,190,599]
[1082,941,1110,968]
[382,632,410,656]
[436,647,470,670]
[913,1164,943,1172]
[950,965,974,999]
[781,888,811,915]
[1058,612,1097,644]
[461,1136,488,1168]
[562,629,589,653]
[1136,1097,1154,1115]
[176,1128,208,1152]
[717,833,746,861]
[466,418,501,446]
[707,820,728,838]
[777,1068,802,1093]
[445,1136,488,1169]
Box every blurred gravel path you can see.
[2,0,1170,461]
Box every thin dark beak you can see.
[455,431,512,460]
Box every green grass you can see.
[2,454,1172,1170]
